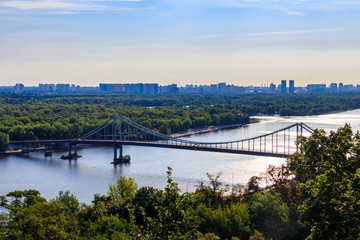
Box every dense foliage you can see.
[288,125,360,239]
[0,132,9,150]
[0,96,248,142]
[2,125,359,239]
[2,92,360,145]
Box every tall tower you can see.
[281,80,287,93]
[289,80,295,93]
[339,82,344,91]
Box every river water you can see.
[1,109,360,204]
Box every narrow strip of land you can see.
[170,123,244,138]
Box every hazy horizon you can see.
[1,0,359,86]
[2,80,358,88]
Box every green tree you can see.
[195,172,229,208]
[9,125,26,140]
[108,176,138,205]
[0,132,9,150]
[250,192,289,240]
[150,166,198,239]
[288,124,360,239]
[196,203,251,239]
[0,190,80,239]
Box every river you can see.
[1,109,360,204]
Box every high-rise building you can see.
[281,80,287,93]
[307,84,326,92]
[343,84,355,92]
[329,83,337,92]
[160,84,179,94]
[56,84,70,93]
[143,83,159,94]
[218,83,226,93]
[15,83,24,93]
[289,80,295,93]
[339,82,344,91]
[269,83,276,93]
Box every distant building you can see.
[160,84,179,94]
[343,84,355,92]
[270,83,276,93]
[281,80,287,93]
[210,84,218,93]
[218,83,226,93]
[307,84,326,93]
[56,84,70,93]
[329,83,337,92]
[99,83,158,94]
[289,80,295,93]
[339,82,344,91]
[15,83,24,93]
[10,81,359,95]
[126,83,144,94]
[143,83,159,94]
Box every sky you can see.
[0,0,360,87]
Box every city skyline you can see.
[8,80,360,95]
[1,0,360,86]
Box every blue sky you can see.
[0,0,360,86]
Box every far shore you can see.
[170,123,247,138]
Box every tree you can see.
[150,166,198,239]
[0,132,9,150]
[288,124,360,239]
[262,165,303,205]
[0,190,80,239]
[9,125,26,140]
[250,192,289,239]
[196,203,251,240]
[108,176,138,205]
[195,172,229,208]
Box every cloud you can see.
[51,11,79,14]
[1,1,89,10]
[286,11,305,16]
[0,0,143,11]
[166,0,360,12]
[197,28,342,39]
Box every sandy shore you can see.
[1,146,45,154]
[170,123,245,138]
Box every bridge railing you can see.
[79,115,313,156]
[9,114,315,157]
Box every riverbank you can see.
[170,123,244,138]
[1,146,46,154]
[170,118,261,138]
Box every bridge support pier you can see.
[61,142,78,160]
[44,145,52,157]
[69,143,78,158]
[113,144,122,160]
[112,144,129,164]
[21,145,30,154]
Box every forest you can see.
[2,92,360,146]
[1,125,359,239]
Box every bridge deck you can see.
[10,139,290,158]
[9,116,313,159]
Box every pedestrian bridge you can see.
[10,115,314,162]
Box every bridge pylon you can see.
[21,145,30,155]
[61,141,78,160]
[112,143,125,164]
[44,145,52,157]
